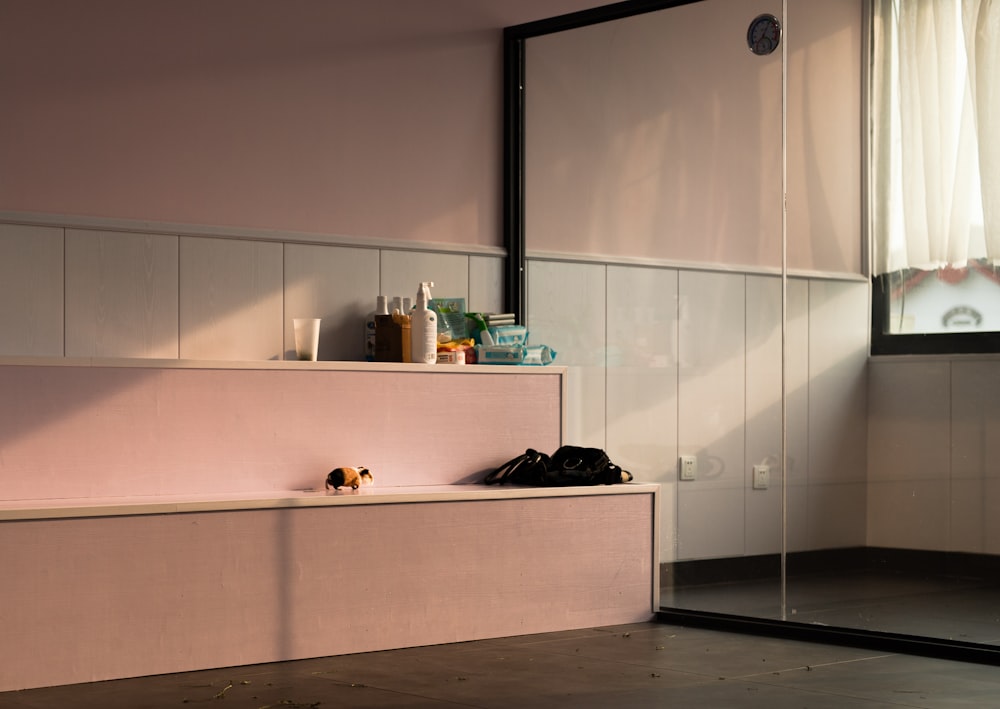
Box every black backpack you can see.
[484,446,633,486]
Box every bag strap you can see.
[484,448,547,485]
[483,454,522,485]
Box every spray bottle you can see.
[409,282,438,365]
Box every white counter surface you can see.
[0,482,659,520]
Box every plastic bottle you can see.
[409,282,438,365]
[364,295,388,361]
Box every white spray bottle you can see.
[409,282,438,365]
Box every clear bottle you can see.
[364,295,388,361]
[409,282,438,365]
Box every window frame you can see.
[870,274,1000,355]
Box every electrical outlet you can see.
[679,455,697,481]
[753,465,770,490]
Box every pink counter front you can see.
[0,361,658,691]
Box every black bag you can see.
[484,445,632,487]
[483,448,550,486]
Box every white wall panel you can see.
[65,229,178,358]
[468,255,505,315]
[951,361,1000,480]
[606,265,678,472]
[966,479,1000,556]
[606,265,678,559]
[784,278,813,552]
[527,260,606,448]
[867,360,950,483]
[949,360,1000,553]
[866,360,950,549]
[677,488,747,561]
[284,244,379,361]
[745,275,783,556]
[867,480,950,552]
[808,280,869,486]
[865,361,944,547]
[807,280,868,547]
[179,237,283,361]
[806,481,867,550]
[380,251,469,309]
[0,224,64,357]
[677,270,746,560]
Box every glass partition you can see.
[505,0,1000,663]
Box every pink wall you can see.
[0,0,607,248]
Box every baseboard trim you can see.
[661,547,1000,588]
[656,608,1000,666]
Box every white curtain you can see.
[871,0,1000,276]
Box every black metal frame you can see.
[501,0,702,322]
[657,609,1000,666]
[871,273,1000,355]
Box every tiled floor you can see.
[3,620,1000,708]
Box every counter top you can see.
[0,357,566,374]
[0,482,659,521]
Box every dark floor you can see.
[4,619,1000,708]
[6,569,1000,708]
[663,568,1000,645]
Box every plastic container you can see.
[409,282,438,365]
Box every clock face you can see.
[747,14,781,56]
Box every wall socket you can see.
[752,464,770,490]
[679,455,697,481]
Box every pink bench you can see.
[0,361,658,691]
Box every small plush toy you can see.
[325,466,374,491]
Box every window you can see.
[870,0,1000,355]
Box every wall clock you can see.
[747,13,781,55]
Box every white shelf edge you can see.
[0,483,660,521]
[0,357,567,374]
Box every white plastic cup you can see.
[293,318,321,361]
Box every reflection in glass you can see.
[512,0,1000,659]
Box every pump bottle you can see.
[409,282,438,365]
